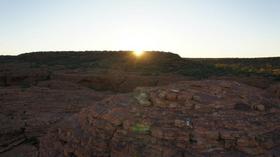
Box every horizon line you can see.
[0,50,279,59]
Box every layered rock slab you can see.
[0,81,109,156]
[40,80,280,157]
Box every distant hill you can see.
[0,51,279,79]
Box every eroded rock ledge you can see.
[40,80,280,157]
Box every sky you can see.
[0,0,279,57]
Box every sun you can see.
[133,49,145,57]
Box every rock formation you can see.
[39,80,280,157]
[1,52,279,156]
[0,81,109,156]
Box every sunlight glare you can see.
[133,49,144,57]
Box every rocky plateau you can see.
[0,51,279,157]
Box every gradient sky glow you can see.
[0,0,279,57]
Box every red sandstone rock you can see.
[0,85,110,157]
[39,80,280,157]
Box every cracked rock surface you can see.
[40,80,280,157]
[0,81,109,157]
